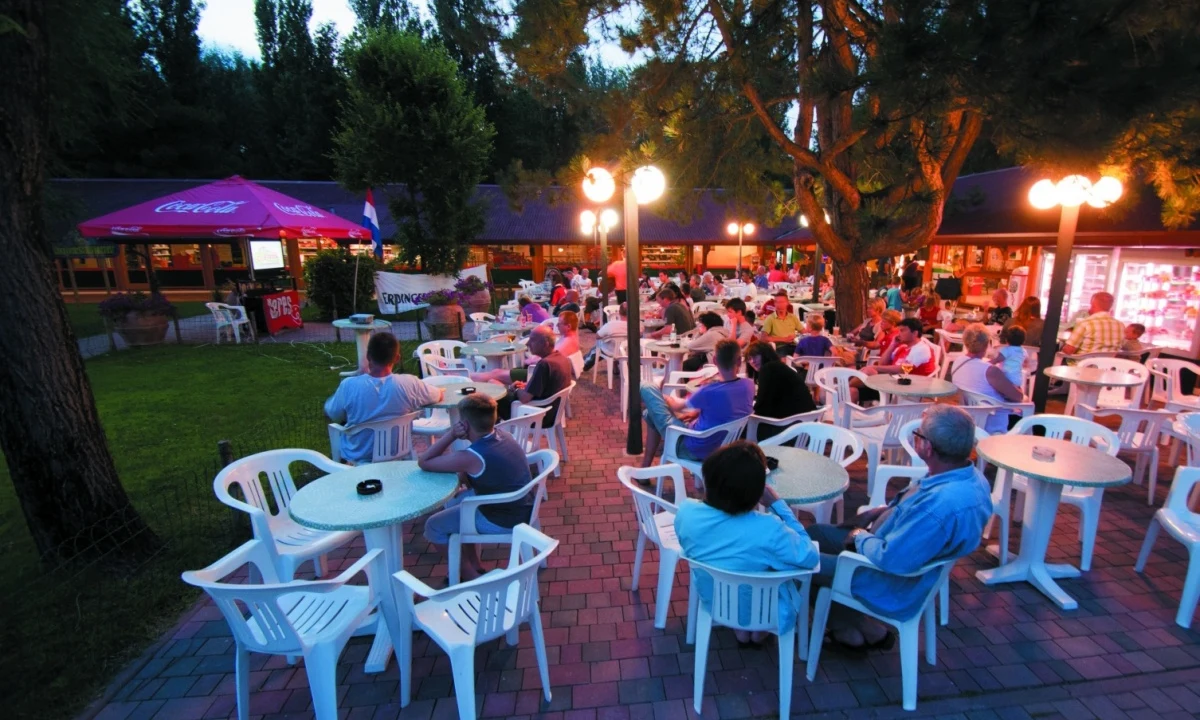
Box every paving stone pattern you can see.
[85,333,1200,719]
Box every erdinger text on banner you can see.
[374,265,488,314]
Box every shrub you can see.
[454,275,492,294]
[302,249,380,320]
[96,292,176,320]
[418,289,461,306]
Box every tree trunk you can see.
[831,257,869,330]
[0,0,159,564]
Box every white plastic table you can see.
[1043,365,1145,411]
[974,435,1131,610]
[461,341,524,371]
[332,318,393,376]
[644,340,692,376]
[289,462,458,704]
[762,446,849,504]
[489,321,534,337]
[863,374,958,402]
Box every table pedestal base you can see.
[340,328,374,377]
[362,524,413,707]
[976,478,1082,610]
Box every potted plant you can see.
[418,289,466,339]
[98,291,177,346]
[455,275,493,316]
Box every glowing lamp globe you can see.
[1028,179,1059,210]
[580,209,596,227]
[743,222,756,235]
[1088,176,1123,208]
[1055,175,1092,207]
[582,168,615,203]
[726,222,740,236]
[799,215,809,228]
[600,208,619,230]
[631,166,666,204]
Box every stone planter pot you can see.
[114,311,170,346]
[424,303,466,340]
[460,288,492,317]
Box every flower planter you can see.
[115,311,170,346]
[460,288,491,316]
[424,303,466,340]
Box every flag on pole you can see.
[362,189,382,260]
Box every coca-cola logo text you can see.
[110,225,146,235]
[213,227,249,237]
[300,226,318,237]
[155,200,246,214]
[273,202,324,218]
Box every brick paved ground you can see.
[85,333,1200,719]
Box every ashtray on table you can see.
[896,377,913,386]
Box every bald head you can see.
[529,326,555,356]
[1091,292,1114,313]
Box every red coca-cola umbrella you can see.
[77,175,370,240]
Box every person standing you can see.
[901,255,922,292]
[606,248,628,305]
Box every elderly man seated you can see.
[806,405,992,648]
[324,332,444,464]
[471,326,573,424]
[637,340,753,472]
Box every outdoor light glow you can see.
[580,210,596,230]
[1089,176,1123,208]
[631,166,666,204]
[600,208,619,230]
[726,222,739,235]
[798,211,829,228]
[582,167,616,203]
[743,222,756,235]
[1028,179,1059,210]
[1056,175,1092,207]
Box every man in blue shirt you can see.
[885,277,904,312]
[638,340,754,474]
[753,265,770,289]
[807,405,992,648]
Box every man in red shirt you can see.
[605,247,628,304]
[852,318,938,403]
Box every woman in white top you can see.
[946,323,1025,434]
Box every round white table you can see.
[1044,365,1146,413]
[974,435,1131,610]
[762,446,849,505]
[332,319,393,376]
[289,461,458,705]
[644,340,693,376]
[461,341,524,371]
[489,321,534,337]
[863,374,958,402]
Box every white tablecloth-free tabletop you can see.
[1044,364,1146,411]
[462,341,525,371]
[863,374,959,401]
[974,434,1131,610]
[290,461,458,701]
[763,446,849,505]
[644,340,693,375]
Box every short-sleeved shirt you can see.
[754,274,770,289]
[795,333,833,357]
[526,350,573,426]
[885,287,903,311]
[324,373,441,463]
[520,303,549,323]
[684,378,755,457]
[988,306,1013,326]
[467,431,534,527]
[690,287,706,303]
[606,260,627,291]
[891,338,937,376]
[1067,312,1124,355]
[726,317,755,345]
[663,302,696,334]
[762,312,804,340]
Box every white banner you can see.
[374,264,489,314]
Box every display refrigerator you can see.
[1113,253,1200,355]
[1037,250,1113,324]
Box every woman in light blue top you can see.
[673,442,820,644]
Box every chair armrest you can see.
[831,550,949,595]
[393,569,440,611]
[301,549,384,602]
[327,423,347,463]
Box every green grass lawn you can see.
[0,340,416,720]
[66,301,213,339]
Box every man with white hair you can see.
[1062,291,1124,355]
[571,267,591,292]
[986,287,1012,326]
[805,405,992,648]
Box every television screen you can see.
[249,240,285,271]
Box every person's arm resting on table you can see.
[1061,324,1085,356]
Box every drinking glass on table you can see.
[832,326,840,337]
[900,361,915,377]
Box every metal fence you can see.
[0,407,333,720]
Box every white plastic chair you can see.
[1148,358,1200,412]
[814,367,885,428]
[446,449,558,585]
[512,382,575,473]
[1067,357,1149,414]
[807,553,955,711]
[1001,414,1120,572]
[414,340,469,377]
[618,353,669,422]
[213,449,358,581]
[1079,404,1173,505]
[845,402,930,499]
[934,329,964,353]
[182,541,382,720]
[495,405,550,453]
[618,465,684,629]
[690,555,819,719]
[327,410,420,464]
[959,388,1035,434]
[661,366,719,399]
[469,312,496,340]
[663,415,750,492]
[745,409,827,442]
[412,376,469,439]
[935,350,963,381]
[760,422,863,524]
[791,356,839,397]
[1135,466,1200,628]
[592,334,625,389]
[692,301,724,316]
[206,302,254,344]
[395,524,558,720]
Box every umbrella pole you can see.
[352,251,360,315]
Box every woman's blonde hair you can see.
[962,323,991,354]
[923,292,940,309]
[870,299,886,315]
[881,309,903,326]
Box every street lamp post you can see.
[580,208,618,278]
[1028,175,1123,412]
[726,221,755,278]
[582,169,618,272]
[623,166,667,455]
